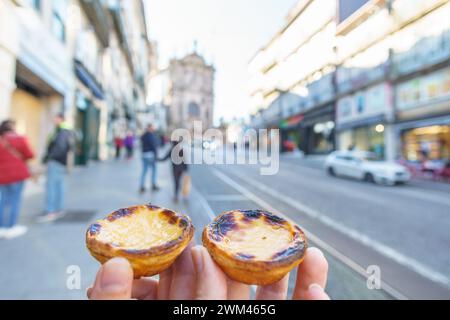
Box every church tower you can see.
[167,51,215,132]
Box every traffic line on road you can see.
[192,186,217,220]
[205,194,249,201]
[224,169,450,289]
[212,168,413,300]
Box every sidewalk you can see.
[0,155,204,299]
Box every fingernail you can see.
[308,283,324,294]
[191,246,204,273]
[100,258,131,291]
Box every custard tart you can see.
[86,204,194,278]
[203,209,307,285]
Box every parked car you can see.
[325,151,411,185]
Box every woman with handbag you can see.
[158,138,189,203]
[0,120,34,239]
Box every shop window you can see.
[338,125,385,158]
[402,125,450,161]
[309,121,334,154]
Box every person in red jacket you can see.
[0,119,34,239]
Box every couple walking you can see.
[139,125,189,203]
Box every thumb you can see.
[191,246,227,300]
[90,258,134,300]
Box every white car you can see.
[324,151,411,185]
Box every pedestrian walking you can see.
[0,120,34,239]
[159,138,189,203]
[124,131,135,160]
[140,125,160,193]
[114,135,123,160]
[37,114,73,223]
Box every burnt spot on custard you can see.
[178,217,189,228]
[271,241,306,261]
[161,209,179,225]
[88,223,101,236]
[107,207,134,221]
[235,253,255,260]
[262,211,287,227]
[241,209,262,223]
[209,213,238,241]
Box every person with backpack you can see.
[0,120,35,239]
[36,114,73,223]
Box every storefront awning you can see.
[74,60,104,100]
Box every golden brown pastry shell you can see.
[86,204,194,278]
[203,209,307,285]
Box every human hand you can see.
[87,243,330,300]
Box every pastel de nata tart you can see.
[86,204,194,278]
[203,209,307,285]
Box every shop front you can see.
[394,66,450,162]
[74,91,101,165]
[74,60,104,165]
[400,122,450,161]
[300,104,335,155]
[3,4,72,159]
[336,83,393,159]
[394,113,450,162]
[280,114,303,152]
[338,122,387,158]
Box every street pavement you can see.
[190,150,450,299]
[0,149,449,299]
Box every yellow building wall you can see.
[9,89,45,163]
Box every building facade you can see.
[0,0,74,163]
[248,0,337,155]
[335,0,450,161]
[248,0,450,162]
[0,0,152,165]
[167,52,215,132]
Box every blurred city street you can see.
[1,0,450,302]
[1,151,450,299]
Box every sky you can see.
[145,0,298,124]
